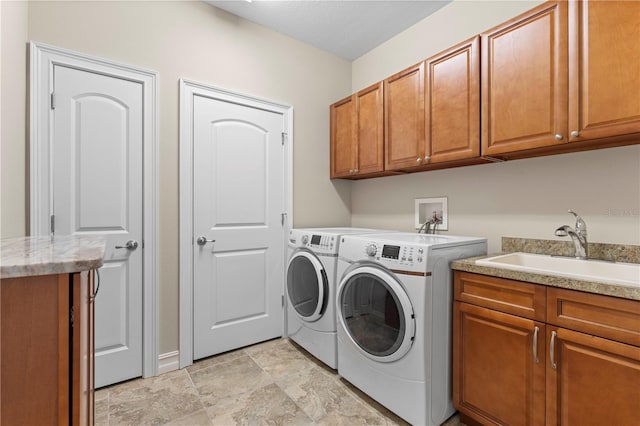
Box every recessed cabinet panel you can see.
[482,1,568,155]
[426,36,480,163]
[453,302,546,426]
[568,0,640,142]
[356,82,384,175]
[330,96,356,178]
[546,327,640,426]
[385,62,425,170]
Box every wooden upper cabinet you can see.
[330,95,356,178]
[426,36,480,164]
[482,1,569,155]
[384,62,425,170]
[355,82,385,176]
[330,82,384,179]
[568,0,640,142]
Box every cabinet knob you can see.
[349,169,354,174]
[354,169,359,173]
[570,130,580,138]
[424,156,431,163]
[555,134,563,141]
[417,157,423,163]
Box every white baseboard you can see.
[158,350,180,375]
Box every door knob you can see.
[196,236,216,246]
[115,240,138,250]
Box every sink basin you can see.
[476,252,640,287]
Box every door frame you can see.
[29,41,159,378]
[178,78,293,368]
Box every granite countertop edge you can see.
[1,236,106,279]
[452,254,640,301]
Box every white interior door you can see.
[52,65,143,387]
[192,93,285,359]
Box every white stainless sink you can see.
[476,252,640,287]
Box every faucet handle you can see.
[567,209,587,235]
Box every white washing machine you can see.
[336,232,487,425]
[286,227,392,369]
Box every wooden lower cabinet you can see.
[453,302,546,426]
[546,327,640,426]
[453,271,640,426]
[1,271,95,425]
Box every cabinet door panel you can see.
[356,82,384,175]
[384,62,425,170]
[482,1,568,155]
[426,36,480,163]
[454,302,546,426]
[1,275,70,425]
[568,0,640,142]
[330,95,356,178]
[546,327,640,426]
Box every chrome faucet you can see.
[554,209,588,259]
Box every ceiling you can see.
[205,1,452,60]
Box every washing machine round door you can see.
[338,265,415,362]
[287,250,329,322]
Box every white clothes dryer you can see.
[286,227,392,369]
[336,232,487,425]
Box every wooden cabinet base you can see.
[454,271,640,426]
[1,272,94,425]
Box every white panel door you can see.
[53,65,143,387]
[193,93,285,359]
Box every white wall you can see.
[350,0,640,253]
[2,0,353,354]
[0,1,29,238]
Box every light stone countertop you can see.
[452,254,640,301]
[0,235,106,279]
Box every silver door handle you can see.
[533,326,540,364]
[197,236,215,246]
[550,330,557,370]
[115,240,138,250]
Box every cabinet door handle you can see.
[533,326,540,364]
[90,269,101,301]
[550,330,557,369]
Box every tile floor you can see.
[95,337,462,425]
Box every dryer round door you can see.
[287,250,329,322]
[337,265,415,363]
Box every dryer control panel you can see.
[289,229,338,255]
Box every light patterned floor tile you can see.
[99,338,461,426]
[108,369,204,425]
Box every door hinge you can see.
[70,306,74,327]
[281,212,287,226]
[50,93,56,110]
[50,215,55,234]
[282,295,284,307]
[281,132,287,146]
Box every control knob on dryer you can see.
[366,243,378,257]
[301,235,309,245]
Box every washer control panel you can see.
[353,241,426,272]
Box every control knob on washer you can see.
[301,235,309,245]
[366,243,378,257]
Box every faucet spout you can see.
[555,225,588,259]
